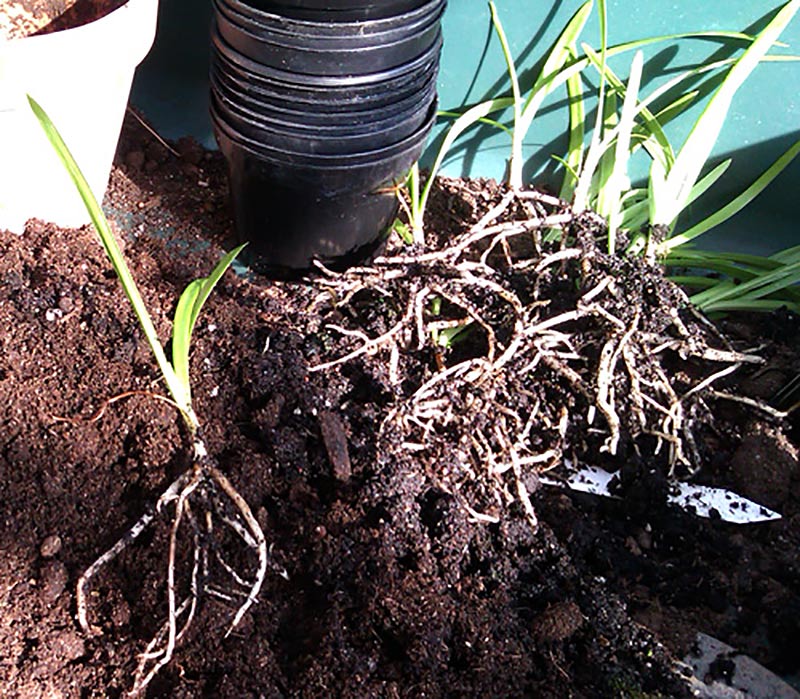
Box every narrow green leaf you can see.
[582,43,675,171]
[28,95,194,424]
[669,252,767,272]
[691,257,800,309]
[679,158,732,210]
[171,244,245,404]
[582,1,610,214]
[663,138,800,250]
[772,244,800,264]
[489,1,524,188]
[511,0,594,187]
[172,281,202,400]
[437,110,513,136]
[594,89,619,219]
[552,154,582,191]
[606,51,643,251]
[560,49,586,201]
[698,297,800,314]
[418,97,514,224]
[653,0,800,226]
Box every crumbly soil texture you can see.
[1,113,799,698]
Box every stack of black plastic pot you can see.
[210,0,446,275]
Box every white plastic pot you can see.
[0,0,159,233]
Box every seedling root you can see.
[76,441,267,696]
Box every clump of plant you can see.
[30,97,267,693]
[401,0,752,241]
[403,0,800,317]
[557,0,800,314]
[315,1,797,535]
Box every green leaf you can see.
[172,244,245,404]
[27,95,195,426]
[772,244,800,264]
[691,257,800,311]
[436,323,473,348]
[436,110,513,136]
[677,158,732,212]
[559,48,586,201]
[652,0,800,227]
[582,43,676,171]
[594,89,619,219]
[489,1,524,187]
[509,0,594,188]
[605,51,643,251]
[416,96,514,228]
[619,190,651,231]
[662,138,800,251]
[392,218,414,245]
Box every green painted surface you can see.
[437,1,799,176]
[131,0,800,251]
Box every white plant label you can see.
[539,462,781,524]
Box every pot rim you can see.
[212,99,436,167]
[211,24,442,87]
[217,0,445,33]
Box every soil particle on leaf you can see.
[0,111,797,697]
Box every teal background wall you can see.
[131,0,800,252]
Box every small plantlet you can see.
[29,96,267,694]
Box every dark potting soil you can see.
[0,111,798,698]
[0,0,126,39]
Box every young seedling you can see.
[29,96,267,694]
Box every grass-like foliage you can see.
[29,96,267,694]
[29,96,242,430]
[562,0,800,311]
[648,1,800,235]
[405,0,800,314]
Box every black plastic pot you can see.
[214,0,445,75]
[211,64,437,131]
[212,99,435,195]
[211,60,438,127]
[212,104,435,274]
[238,0,428,21]
[212,90,436,155]
[211,25,441,110]
[210,0,444,275]
[220,0,443,38]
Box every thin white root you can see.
[304,186,762,539]
[76,469,194,636]
[77,444,268,697]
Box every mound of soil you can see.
[0,112,798,698]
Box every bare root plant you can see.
[30,98,268,697]
[307,185,768,529]
[76,433,267,694]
